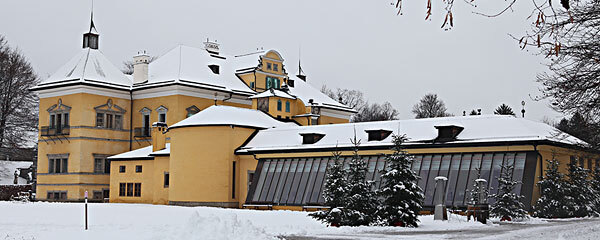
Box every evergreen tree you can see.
[310,150,348,226]
[494,104,515,116]
[342,133,378,226]
[565,161,596,217]
[489,163,528,221]
[376,134,424,227]
[533,157,572,218]
[591,167,600,214]
[467,170,488,205]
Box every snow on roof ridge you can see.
[169,105,291,129]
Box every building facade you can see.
[33,18,597,211]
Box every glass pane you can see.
[489,153,505,201]
[272,159,291,204]
[465,154,483,204]
[480,153,493,183]
[266,160,284,202]
[287,159,305,204]
[280,159,298,205]
[513,153,527,194]
[251,160,270,202]
[259,160,277,202]
[412,155,423,173]
[446,154,461,206]
[373,156,386,190]
[313,158,330,203]
[454,154,471,206]
[438,155,451,177]
[425,155,442,205]
[418,155,432,194]
[302,158,321,204]
[49,159,54,173]
[294,158,313,204]
[366,156,377,181]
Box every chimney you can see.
[133,51,149,84]
[204,39,220,55]
[151,122,167,152]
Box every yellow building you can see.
[31,18,354,202]
[33,17,596,212]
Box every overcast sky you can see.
[0,0,563,122]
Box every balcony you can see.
[134,127,151,138]
[41,126,70,137]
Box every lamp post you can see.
[84,190,88,230]
[521,101,526,118]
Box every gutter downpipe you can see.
[129,90,133,151]
[534,143,543,195]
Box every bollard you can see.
[433,176,448,220]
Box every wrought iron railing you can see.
[41,126,70,136]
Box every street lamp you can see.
[521,101,526,118]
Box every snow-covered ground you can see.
[0,160,32,185]
[0,201,598,240]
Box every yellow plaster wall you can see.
[236,154,258,208]
[168,125,256,206]
[152,156,170,204]
[109,160,155,204]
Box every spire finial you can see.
[89,0,97,33]
[83,0,99,49]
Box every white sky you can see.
[0,0,562,122]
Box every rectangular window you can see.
[277,100,282,111]
[96,113,104,127]
[267,62,272,70]
[232,162,236,199]
[61,158,68,173]
[134,183,141,197]
[48,159,55,173]
[104,159,110,174]
[114,115,122,129]
[250,82,255,89]
[50,114,56,128]
[119,183,126,196]
[93,191,103,200]
[47,192,54,200]
[135,165,142,173]
[164,172,170,188]
[126,183,133,196]
[285,101,290,112]
[94,158,104,173]
[273,64,278,71]
[59,191,67,200]
[63,113,69,127]
[119,165,126,173]
[159,113,166,123]
[106,114,113,129]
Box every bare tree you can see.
[412,93,451,119]
[494,103,515,116]
[321,85,398,122]
[0,35,39,148]
[121,56,157,75]
[353,102,399,122]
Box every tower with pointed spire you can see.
[83,7,99,49]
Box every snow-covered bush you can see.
[565,161,597,217]
[310,150,348,226]
[533,157,572,218]
[489,163,527,221]
[376,134,423,227]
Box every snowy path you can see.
[287,218,600,240]
[0,202,598,240]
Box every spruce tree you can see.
[467,170,488,205]
[533,157,571,218]
[310,150,348,226]
[591,167,600,214]
[342,132,378,226]
[490,163,528,221]
[376,134,424,227]
[565,161,596,217]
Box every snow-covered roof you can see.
[33,48,132,90]
[108,144,170,160]
[288,79,355,112]
[169,105,293,130]
[231,51,263,73]
[249,89,296,100]
[238,115,586,153]
[139,45,255,95]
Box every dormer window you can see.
[434,125,464,142]
[365,129,392,141]
[208,65,220,74]
[301,133,325,144]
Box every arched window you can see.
[285,101,290,113]
[277,100,282,111]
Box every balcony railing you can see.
[134,127,151,138]
[41,126,70,137]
